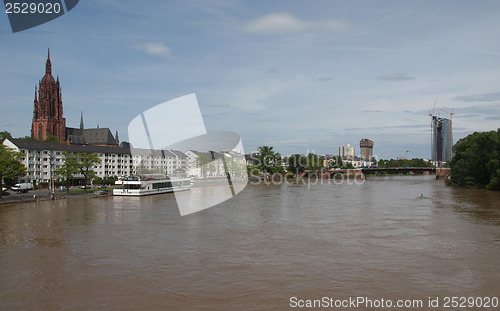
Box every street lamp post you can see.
[49,154,54,199]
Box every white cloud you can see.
[135,42,173,59]
[242,12,351,35]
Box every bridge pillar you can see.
[436,168,451,180]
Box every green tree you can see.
[343,161,355,169]
[378,158,433,168]
[0,145,27,199]
[76,153,101,189]
[252,146,283,175]
[329,156,343,169]
[196,153,215,178]
[287,154,307,175]
[55,151,78,193]
[0,131,12,143]
[45,134,59,142]
[307,153,323,171]
[20,136,38,140]
[450,129,499,189]
[223,154,246,179]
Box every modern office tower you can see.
[431,116,452,162]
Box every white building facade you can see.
[3,138,244,184]
[3,138,132,184]
[339,144,355,160]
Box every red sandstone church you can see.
[31,50,119,146]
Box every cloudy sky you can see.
[1,0,500,159]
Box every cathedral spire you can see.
[33,49,66,142]
[80,111,84,130]
[45,48,52,75]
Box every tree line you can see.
[449,129,499,190]
[377,158,434,168]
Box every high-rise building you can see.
[431,116,452,162]
[360,138,374,161]
[31,49,66,142]
[339,144,355,160]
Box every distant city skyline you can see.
[1,1,500,159]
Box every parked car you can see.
[2,187,10,196]
[97,185,107,189]
[80,185,91,189]
[59,186,68,191]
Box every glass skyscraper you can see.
[431,116,452,162]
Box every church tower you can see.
[31,49,66,142]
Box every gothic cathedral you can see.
[31,49,66,142]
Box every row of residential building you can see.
[4,136,382,186]
[2,138,246,185]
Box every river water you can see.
[1,175,499,310]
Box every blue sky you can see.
[1,0,500,159]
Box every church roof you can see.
[66,127,118,145]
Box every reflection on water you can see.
[0,176,499,310]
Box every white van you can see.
[11,183,33,193]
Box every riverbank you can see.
[0,188,112,205]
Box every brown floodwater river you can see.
[1,175,499,310]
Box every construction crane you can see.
[429,100,437,117]
[438,108,454,120]
[438,108,454,160]
[405,150,411,160]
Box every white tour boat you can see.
[113,175,192,196]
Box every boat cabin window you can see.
[123,184,140,190]
[152,182,173,189]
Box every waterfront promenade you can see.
[0,188,109,204]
